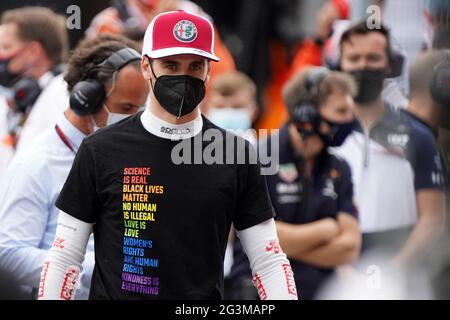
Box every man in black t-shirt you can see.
[38,10,298,300]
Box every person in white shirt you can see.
[0,35,149,299]
[0,7,69,176]
[333,21,446,266]
[0,96,14,177]
[15,73,69,151]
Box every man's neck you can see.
[305,158,314,179]
[408,98,439,130]
[25,60,52,80]
[64,109,92,135]
[353,98,386,130]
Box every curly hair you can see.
[64,34,141,93]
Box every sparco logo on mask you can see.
[160,126,191,135]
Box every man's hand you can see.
[291,213,361,268]
[276,217,340,258]
[393,189,446,267]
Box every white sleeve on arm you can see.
[236,218,298,300]
[38,211,93,300]
[0,164,51,290]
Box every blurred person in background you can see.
[424,0,450,49]
[230,67,361,300]
[288,0,350,78]
[382,0,426,105]
[0,34,148,299]
[0,94,11,177]
[334,21,446,266]
[406,49,450,298]
[257,0,351,132]
[203,71,259,298]
[86,0,235,86]
[407,50,449,192]
[0,7,68,174]
[205,71,259,144]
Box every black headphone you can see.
[387,50,405,78]
[304,67,329,96]
[430,50,450,109]
[290,68,329,137]
[69,47,141,116]
[11,78,42,113]
[11,64,65,113]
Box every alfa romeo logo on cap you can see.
[173,20,198,43]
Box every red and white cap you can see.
[142,10,220,61]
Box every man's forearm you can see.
[38,211,92,300]
[394,215,444,265]
[395,190,447,266]
[276,219,338,258]
[238,219,298,300]
[0,166,51,291]
[296,232,359,268]
[287,213,361,268]
[0,246,47,290]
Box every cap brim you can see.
[144,47,220,62]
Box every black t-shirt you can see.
[56,112,274,300]
[231,125,357,299]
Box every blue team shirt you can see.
[231,124,357,299]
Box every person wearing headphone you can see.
[406,50,450,297]
[0,35,149,300]
[230,67,361,300]
[407,50,450,189]
[0,7,69,175]
[38,10,297,300]
[333,21,446,266]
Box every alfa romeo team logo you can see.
[173,20,198,43]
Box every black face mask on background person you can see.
[350,68,386,104]
[325,119,356,147]
[149,60,206,118]
[0,56,21,88]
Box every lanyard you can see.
[55,125,75,153]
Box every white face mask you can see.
[90,104,131,133]
[104,104,130,126]
[208,107,252,130]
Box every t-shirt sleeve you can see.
[233,142,275,231]
[337,159,358,218]
[410,128,445,191]
[55,140,101,223]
